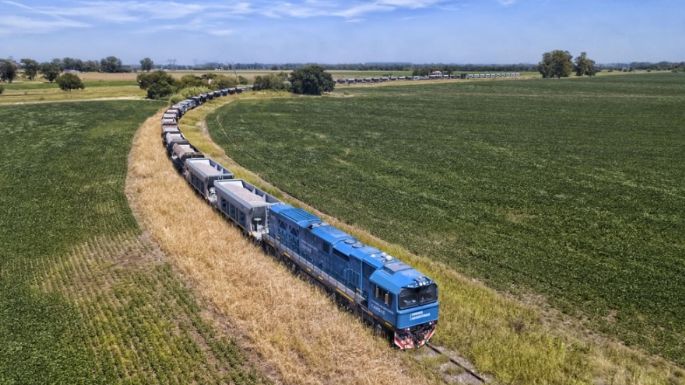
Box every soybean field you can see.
[206,73,685,365]
[0,102,267,384]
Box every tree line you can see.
[0,56,158,83]
[138,65,335,100]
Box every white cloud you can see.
[209,29,234,36]
[0,0,456,36]
[0,14,89,35]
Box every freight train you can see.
[161,87,438,349]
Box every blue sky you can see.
[1,0,683,64]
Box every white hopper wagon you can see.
[162,118,177,127]
[184,158,234,204]
[214,180,280,240]
[171,143,203,171]
[161,125,180,140]
[163,132,185,149]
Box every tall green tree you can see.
[538,50,574,79]
[289,65,335,95]
[40,61,62,83]
[100,56,123,73]
[20,58,40,80]
[56,73,85,91]
[574,52,598,76]
[140,57,154,72]
[0,59,18,83]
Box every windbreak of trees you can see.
[537,50,598,78]
[600,61,685,72]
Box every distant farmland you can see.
[0,102,266,384]
[207,73,685,364]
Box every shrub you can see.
[253,72,290,91]
[210,75,238,90]
[147,82,174,100]
[56,73,85,91]
[168,86,211,104]
[289,65,335,95]
[179,75,205,88]
[0,85,4,95]
[137,70,177,99]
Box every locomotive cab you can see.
[368,262,438,349]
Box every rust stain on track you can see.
[125,110,433,385]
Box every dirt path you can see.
[125,110,434,385]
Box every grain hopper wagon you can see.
[184,158,234,204]
[170,143,203,172]
[215,179,280,240]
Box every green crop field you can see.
[206,73,685,365]
[0,102,267,384]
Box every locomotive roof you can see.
[270,204,320,227]
[371,265,431,294]
[310,224,351,245]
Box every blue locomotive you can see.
[162,89,439,349]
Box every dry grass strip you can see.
[126,110,433,385]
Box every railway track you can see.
[425,343,488,385]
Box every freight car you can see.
[159,89,439,350]
[184,158,234,204]
[215,179,279,240]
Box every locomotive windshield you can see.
[398,284,438,310]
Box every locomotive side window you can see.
[374,285,392,308]
[322,242,330,253]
